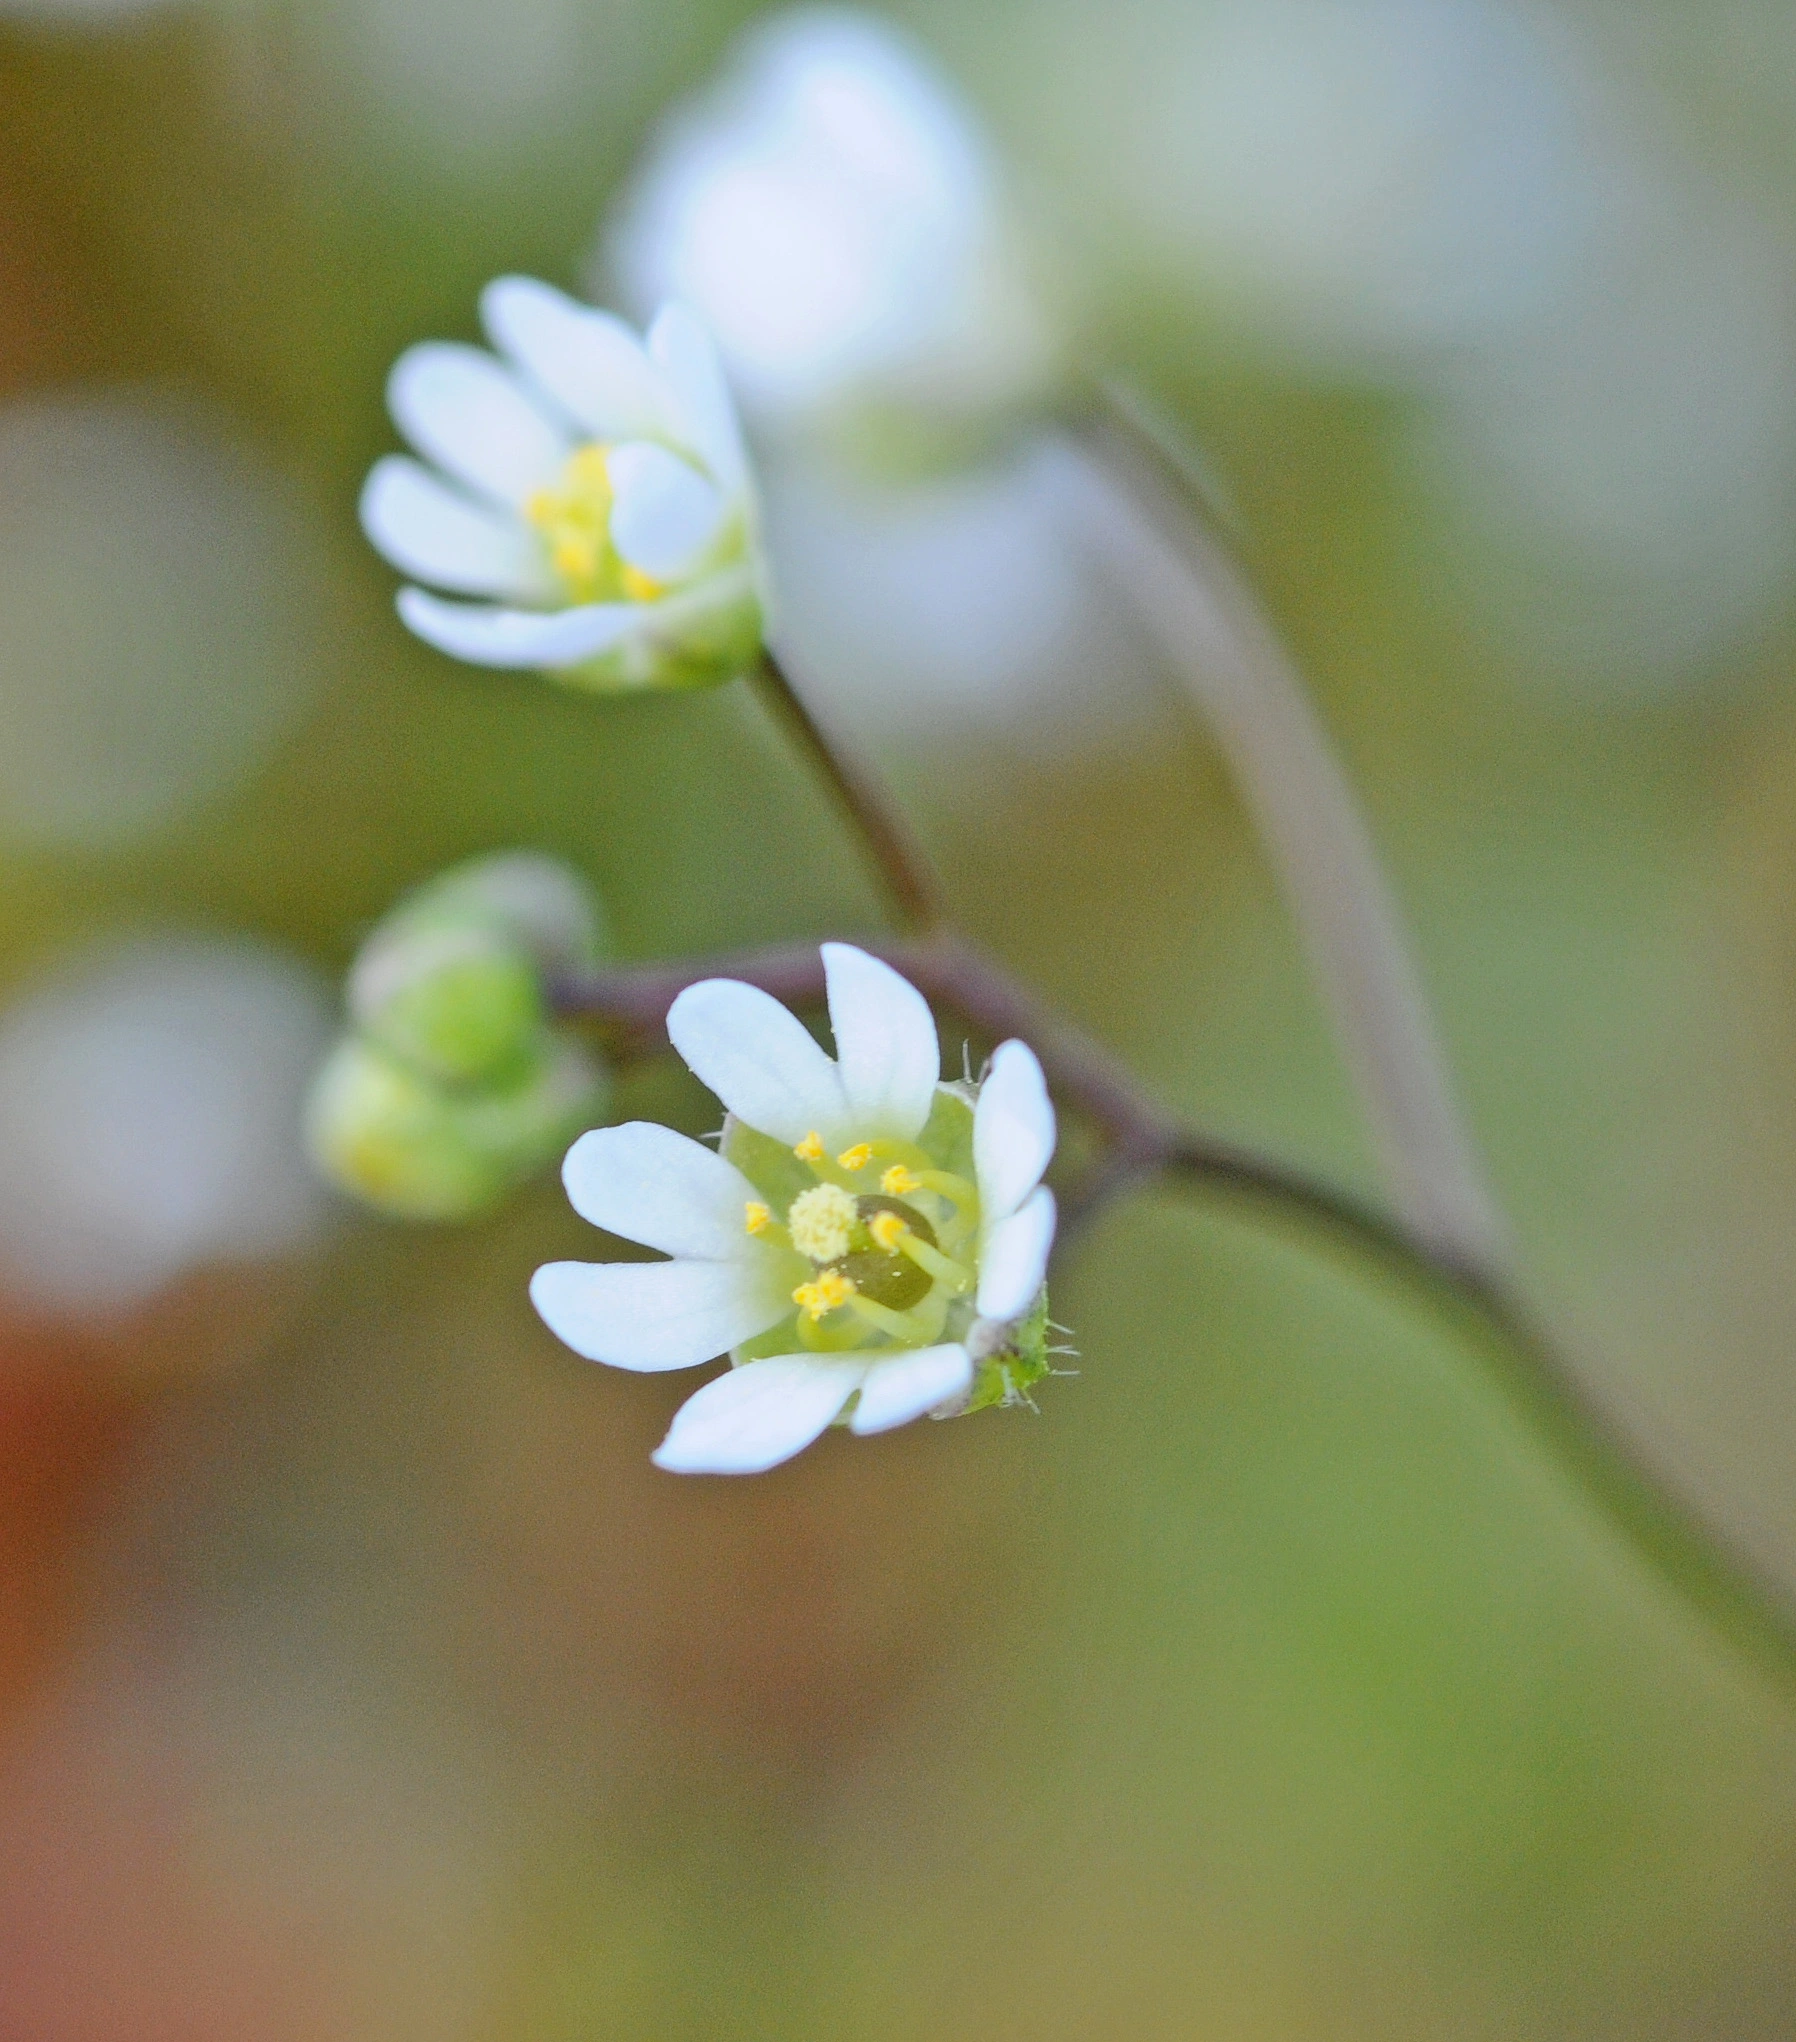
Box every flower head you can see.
[361,279,764,691]
[531,943,1058,1474]
[605,9,1058,463]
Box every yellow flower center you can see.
[525,444,665,605]
[787,1182,857,1263]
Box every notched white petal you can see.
[361,456,553,601]
[387,342,567,508]
[976,1184,1055,1322]
[561,1121,766,1261]
[607,442,726,581]
[480,276,673,443]
[822,942,940,1142]
[849,1343,973,1435]
[667,977,849,1147]
[397,588,640,669]
[973,1038,1056,1225]
[652,1354,863,1473]
[530,1256,784,1372]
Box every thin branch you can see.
[1154,1142,1796,1708]
[1036,400,1508,1279]
[749,643,946,933]
[553,936,1796,1708]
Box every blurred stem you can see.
[749,644,945,933]
[1155,1143,1796,1710]
[556,934,1796,1708]
[1040,397,1508,1280]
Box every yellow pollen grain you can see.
[793,1131,825,1162]
[837,1143,873,1172]
[880,1164,921,1196]
[744,1201,771,1236]
[869,1211,908,1251]
[794,1269,855,1320]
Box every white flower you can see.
[605,9,1057,449]
[530,943,1058,1474]
[361,279,764,691]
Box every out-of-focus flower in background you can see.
[0,391,328,850]
[0,935,332,1373]
[533,942,1057,1473]
[363,280,765,691]
[307,851,610,1222]
[607,6,1058,457]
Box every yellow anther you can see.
[793,1131,825,1162]
[837,1143,873,1173]
[794,1269,855,1320]
[788,1182,857,1263]
[744,1201,771,1236]
[620,565,664,603]
[880,1164,921,1196]
[869,1210,908,1252]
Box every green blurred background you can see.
[5,1,1796,2034]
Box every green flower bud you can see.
[387,851,606,981]
[347,852,606,1088]
[306,1031,607,1224]
[350,920,544,1087]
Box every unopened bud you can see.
[306,1031,607,1224]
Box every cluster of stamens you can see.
[526,444,664,605]
[741,1130,980,1349]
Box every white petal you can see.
[387,342,568,509]
[561,1121,768,1260]
[973,1039,1056,1225]
[652,1354,863,1474]
[480,276,674,443]
[648,302,752,499]
[396,588,639,670]
[849,1343,973,1435]
[976,1184,1056,1322]
[667,976,850,1148]
[530,1256,786,1372]
[607,442,727,582]
[360,456,553,601]
[822,942,938,1142]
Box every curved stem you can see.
[1153,1141,1796,1708]
[554,935,1796,1707]
[1037,398,1507,1279]
[749,643,946,933]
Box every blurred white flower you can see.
[0,392,326,849]
[759,445,1169,754]
[0,937,333,1317]
[532,943,1057,1474]
[606,7,1057,447]
[362,279,764,691]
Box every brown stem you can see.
[749,645,946,933]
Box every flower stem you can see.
[1153,1138,1796,1710]
[1038,394,1507,1280]
[749,643,946,933]
[553,933,1796,1708]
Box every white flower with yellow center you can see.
[361,278,764,691]
[531,943,1058,1474]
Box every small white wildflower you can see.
[531,942,1058,1474]
[606,9,1058,455]
[361,279,764,691]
